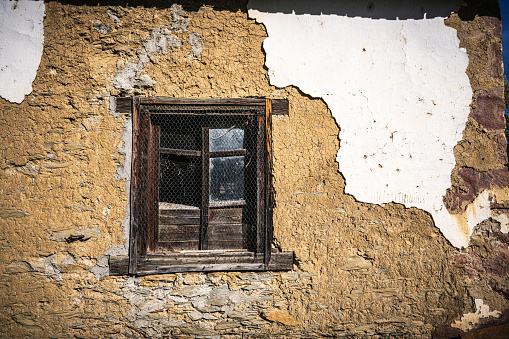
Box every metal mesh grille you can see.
[134,104,264,254]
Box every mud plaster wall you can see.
[0,1,508,338]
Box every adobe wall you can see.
[0,1,507,338]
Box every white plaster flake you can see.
[188,32,204,57]
[0,1,45,103]
[494,213,509,234]
[107,10,121,25]
[112,23,183,92]
[248,6,479,248]
[452,299,501,332]
[89,255,109,280]
[104,116,131,257]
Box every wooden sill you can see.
[109,251,293,276]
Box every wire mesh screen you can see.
[134,104,265,255]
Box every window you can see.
[110,97,293,275]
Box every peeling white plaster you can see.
[444,191,494,246]
[112,17,183,93]
[188,32,204,57]
[89,255,109,280]
[494,214,509,234]
[108,5,190,260]
[0,1,45,103]
[452,299,501,332]
[107,10,120,26]
[248,3,482,248]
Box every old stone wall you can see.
[0,1,507,338]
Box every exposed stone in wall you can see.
[0,1,507,338]
[112,23,184,93]
[443,15,509,236]
[435,14,509,333]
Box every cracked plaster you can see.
[248,2,490,248]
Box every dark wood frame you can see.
[110,97,292,276]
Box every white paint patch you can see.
[452,299,501,332]
[494,214,509,234]
[248,5,480,248]
[443,191,494,246]
[0,1,45,103]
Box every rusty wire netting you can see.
[134,104,265,254]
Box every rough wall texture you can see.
[0,1,507,338]
[444,14,509,232]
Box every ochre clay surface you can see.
[0,2,507,338]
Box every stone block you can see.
[0,209,29,219]
[340,257,372,271]
[179,325,216,336]
[281,272,299,281]
[215,322,241,330]
[187,311,203,321]
[261,309,299,326]
[228,308,258,321]
[5,261,32,274]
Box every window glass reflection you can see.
[209,128,244,151]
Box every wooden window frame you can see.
[109,97,293,276]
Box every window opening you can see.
[109,97,293,276]
[149,109,259,253]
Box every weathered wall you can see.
[248,0,506,250]
[0,1,507,338]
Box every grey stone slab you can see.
[228,308,258,321]
[179,325,216,336]
[214,322,241,330]
[187,311,203,321]
[176,285,212,298]
[238,273,274,282]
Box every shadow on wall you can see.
[247,0,501,20]
[53,0,501,20]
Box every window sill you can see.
[109,251,293,276]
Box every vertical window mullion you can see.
[129,97,141,275]
[147,119,160,252]
[201,126,210,250]
[256,113,266,254]
[264,99,273,267]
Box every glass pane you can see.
[209,128,244,151]
[209,156,244,202]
